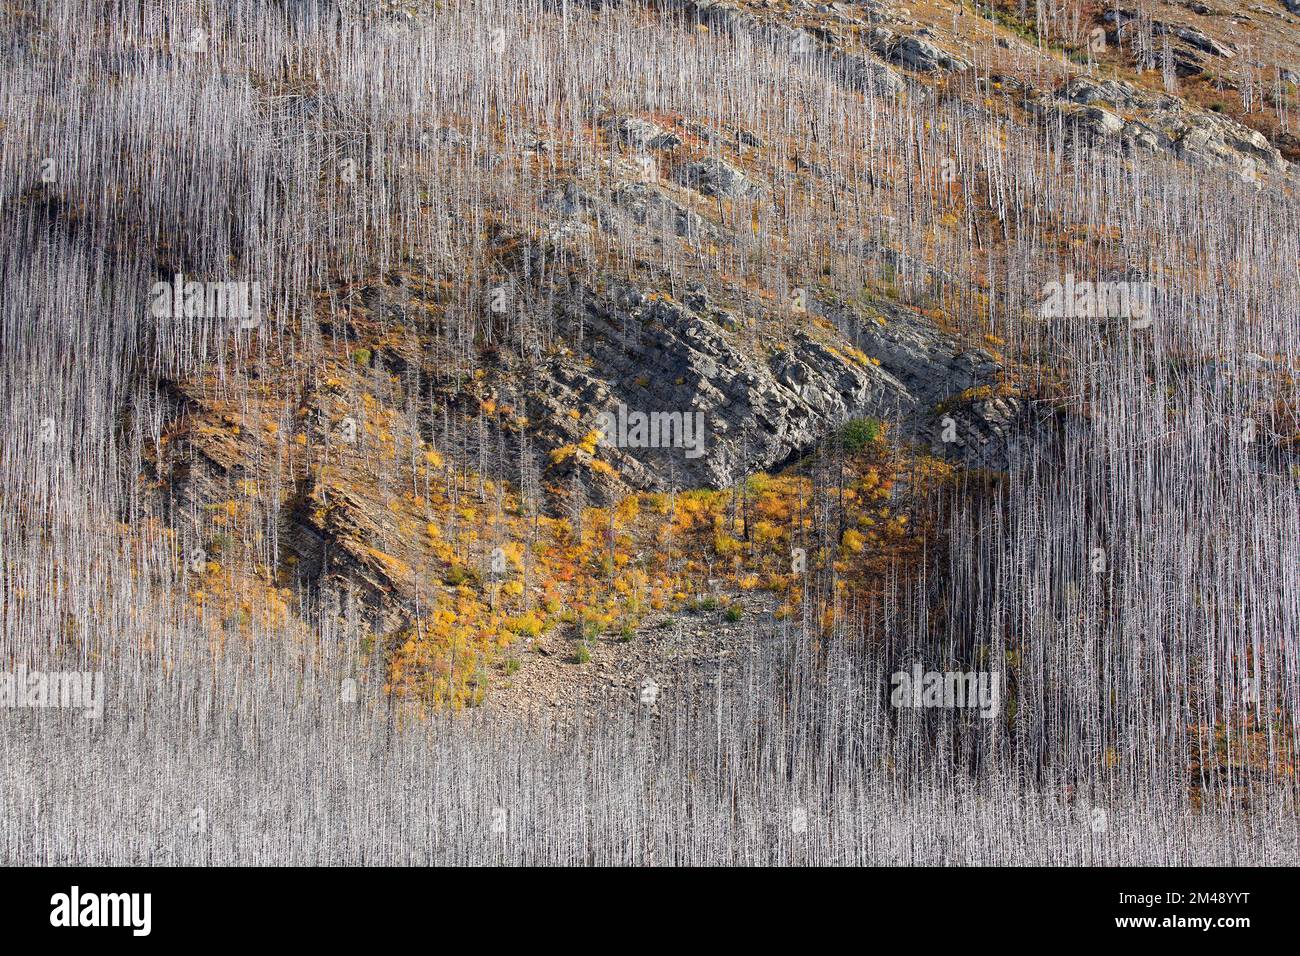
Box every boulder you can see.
[866,27,971,72]
[1159,23,1237,57]
[1071,105,1126,138]
[602,116,683,151]
[674,158,762,198]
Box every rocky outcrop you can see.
[146,261,1023,647]
[601,116,683,151]
[543,177,723,245]
[865,27,971,73]
[1156,23,1237,58]
[673,157,762,198]
[1101,11,1242,76]
[451,280,1020,495]
[811,297,1023,469]
[1067,105,1126,138]
[1052,76,1289,182]
[665,0,909,97]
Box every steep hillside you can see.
[2,0,1298,863]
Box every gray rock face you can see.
[1158,23,1237,57]
[542,179,721,244]
[811,298,1021,468]
[608,182,720,241]
[1150,101,1286,178]
[866,27,971,73]
[1120,121,1172,153]
[1105,12,1239,67]
[832,49,908,96]
[1052,77,1288,181]
[1151,46,1209,78]
[517,289,875,491]
[678,119,763,149]
[1069,105,1126,138]
[1060,77,1141,109]
[669,0,907,97]
[602,116,683,151]
[674,157,762,198]
[497,284,1016,495]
